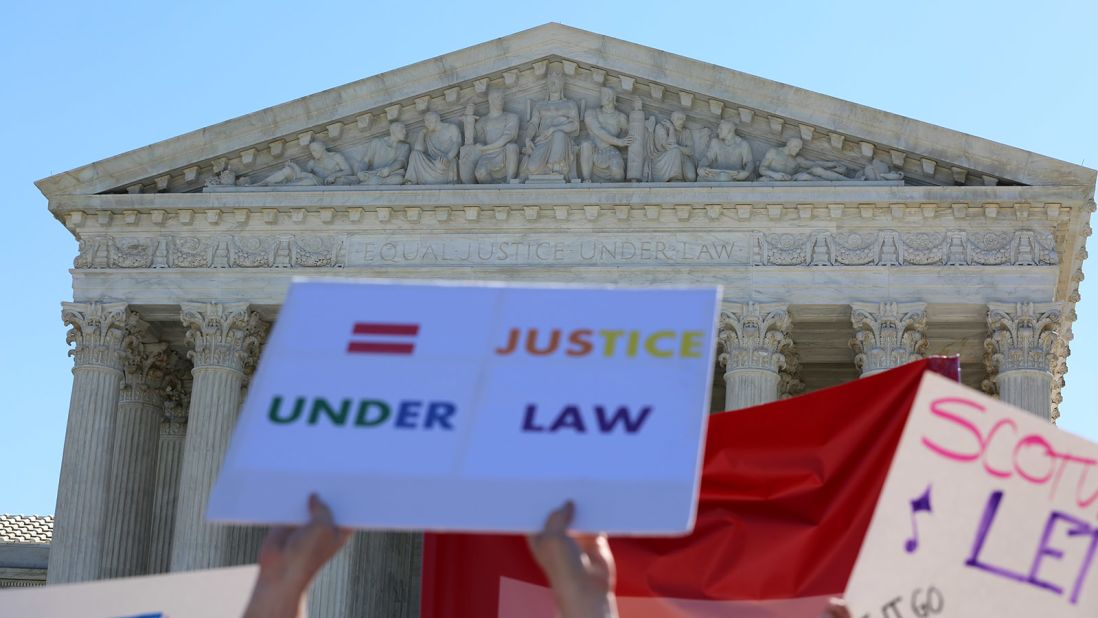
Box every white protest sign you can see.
[0,565,267,618]
[846,372,1098,616]
[209,279,719,534]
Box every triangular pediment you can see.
[35,23,1095,197]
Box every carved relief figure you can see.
[648,111,698,182]
[758,137,849,181]
[579,87,633,182]
[404,112,461,185]
[458,89,520,184]
[357,122,411,185]
[856,158,905,181]
[256,140,355,186]
[519,65,581,181]
[206,167,245,187]
[626,99,647,181]
[698,120,753,181]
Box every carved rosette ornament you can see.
[849,301,928,377]
[180,303,264,373]
[62,302,133,370]
[717,303,792,373]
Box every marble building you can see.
[34,23,1095,616]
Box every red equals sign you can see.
[347,322,420,355]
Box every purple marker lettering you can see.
[964,490,1027,582]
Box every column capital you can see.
[62,301,136,371]
[180,302,265,373]
[717,302,792,373]
[119,324,175,406]
[985,301,1065,376]
[849,301,928,376]
[160,356,192,437]
[779,348,805,399]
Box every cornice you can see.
[35,24,1096,198]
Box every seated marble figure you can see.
[519,65,581,181]
[647,111,698,182]
[697,120,754,181]
[459,88,520,184]
[357,122,411,185]
[758,137,850,181]
[256,140,356,186]
[579,87,633,182]
[405,111,461,185]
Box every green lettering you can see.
[355,400,391,427]
[309,398,351,426]
[268,396,305,424]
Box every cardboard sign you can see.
[209,279,720,534]
[0,565,267,618]
[846,372,1098,616]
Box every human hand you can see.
[527,501,617,618]
[818,598,851,618]
[243,494,351,618]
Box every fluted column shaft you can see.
[48,302,132,584]
[100,396,161,577]
[723,369,781,409]
[309,537,362,618]
[170,365,243,570]
[170,303,265,571]
[997,370,1055,421]
[355,532,422,617]
[986,302,1064,421]
[147,367,191,573]
[717,302,794,410]
[850,301,928,377]
[148,420,186,573]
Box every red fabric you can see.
[421,358,958,617]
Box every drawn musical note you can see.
[904,485,933,553]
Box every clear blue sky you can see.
[2,0,1095,515]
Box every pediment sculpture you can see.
[211,63,906,190]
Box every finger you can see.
[577,533,615,575]
[543,500,575,536]
[820,598,850,618]
[308,493,337,529]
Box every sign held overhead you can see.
[209,279,720,534]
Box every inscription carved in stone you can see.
[72,228,1058,270]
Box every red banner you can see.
[422,358,959,617]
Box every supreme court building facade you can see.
[35,24,1096,616]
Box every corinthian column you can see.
[147,365,190,574]
[48,302,134,584]
[849,301,928,377]
[717,303,792,410]
[100,333,176,578]
[170,303,264,571]
[985,302,1064,421]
